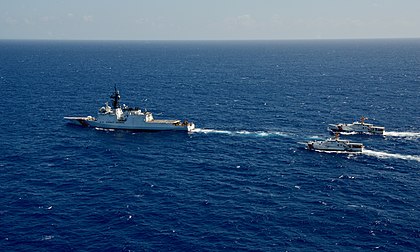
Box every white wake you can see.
[191,128,289,137]
[383,131,420,139]
[363,149,420,162]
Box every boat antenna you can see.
[110,85,121,109]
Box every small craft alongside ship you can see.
[64,87,195,132]
[307,133,364,153]
[328,117,384,135]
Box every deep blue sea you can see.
[0,39,419,251]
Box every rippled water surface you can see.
[0,39,419,251]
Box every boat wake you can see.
[304,148,420,162]
[383,131,420,139]
[363,149,420,162]
[191,128,289,137]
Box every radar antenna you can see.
[110,85,121,109]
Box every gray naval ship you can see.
[307,133,364,153]
[328,117,384,135]
[64,87,195,132]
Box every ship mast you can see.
[110,85,121,109]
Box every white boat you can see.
[64,87,195,132]
[328,117,384,135]
[307,134,364,152]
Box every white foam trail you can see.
[363,149,420,162]
[191,128,288,137]
[383,131,420,139]
[192,128,232,134]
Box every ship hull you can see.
[64,117,194,132]
[88,121,193,131]
[307,145,363,152]
[307,140,364,153]
[328,123,384,135]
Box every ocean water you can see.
[0,39,419,251]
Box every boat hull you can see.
[328,123,384,135]
[307,140,364,153]
[64,116,195,132]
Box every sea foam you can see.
[383,131,420,139]
[192,128,289,137]
[363,149,420,162]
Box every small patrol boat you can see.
[328,117,384,135]
[64,87,195,132]
[307,133,364,153]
